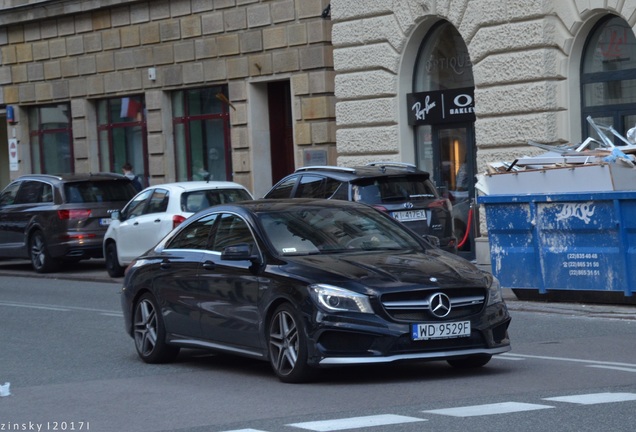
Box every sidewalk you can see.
[1,258,635,320]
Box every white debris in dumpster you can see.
[476,117,636,195]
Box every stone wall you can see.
[0,0,335,190]
[330,0,636,168]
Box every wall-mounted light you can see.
[148,67,156,81]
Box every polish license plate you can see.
[411,321,471,340]
[392,209,427,222]
[99,218,111,226]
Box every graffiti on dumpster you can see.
[555,202,595,224]
[562,253,601,277]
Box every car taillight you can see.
[173,215,186,229]
[428,198,453,212]
[57,209,92,220]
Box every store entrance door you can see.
[434,124,476,259]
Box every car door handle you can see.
[133,221,139,226]
[154,218,161,223]
[202,261,215,270]
[160,261,171,270]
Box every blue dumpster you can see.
[477,191,636,297]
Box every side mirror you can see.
[221,243,255,261]
[111,210,121,221]
[423,235,440,248]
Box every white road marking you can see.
[587,365,636,373]
[287,414,426,431]
[423,402,553,417]
[0,302,70,311]
[501,352,636,369]
[220,429,268,432]
[0,300,119,315]
[543,392,636,405]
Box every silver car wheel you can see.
[134,299,158,357]
[269,309,299,375]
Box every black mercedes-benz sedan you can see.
[121,198,511,383]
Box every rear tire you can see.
[105,242,125,277]
[29,230,60,273]
[133,293,180,363]
[447,354,492,369]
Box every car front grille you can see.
[380,288,486,322]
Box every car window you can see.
[210,213,255,252]
[64,180,137,204]
[181,189,251,213]
[15,181,48,204]
[265,177,296,198]
[353,175,438,204]
[296,175,327,198]
[146,189,169,214]
[0,181,22,206]
[123,189,153,219]
[167,214,218,250]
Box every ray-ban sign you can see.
[407,87,475,125]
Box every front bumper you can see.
[306,302,511,367]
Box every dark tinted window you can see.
[296,175,342,199]
[265,177,296,198]
[211,214,255,252]
[168,214,218,250]
[353,176,437,204]
[0,182,21,206]
[64,180,137,204]
[146,189,169,214]
[181,188,252,213]
[15,181,49,204]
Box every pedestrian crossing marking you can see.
[287,414,426,431]
[543,392,636,405]
[423,402,554,417]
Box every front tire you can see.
[133,293,180,363]
[105,242,125,277]
[29,230,59,273]
[447,354,492,369]
[268,303,315,383]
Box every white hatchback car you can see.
[103,181,253,277]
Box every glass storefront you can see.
[411,21,476,257]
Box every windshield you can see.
[258,205,424,256]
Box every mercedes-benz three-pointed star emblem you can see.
[429,292,451,318]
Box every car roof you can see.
[140,181,252,194]
[14,172,130,183]
[292,164,430,181]
[210,198,370,213]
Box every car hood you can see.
[280,249,487,291]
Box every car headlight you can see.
[308,284,373,314]
[486,274,504,306]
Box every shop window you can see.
[172,87,231,182]
[581,16,636,141]
[28,104,73,174]
[97,96,147,185]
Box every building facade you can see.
[0,0,635,260]
[330,0,636,260]
[0,0,335,198]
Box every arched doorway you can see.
[581,15,636,143]
[408,21,476,259]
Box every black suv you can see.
[0,173,138,273]
[264,163,457,253]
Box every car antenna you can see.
[204,174,211,183]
